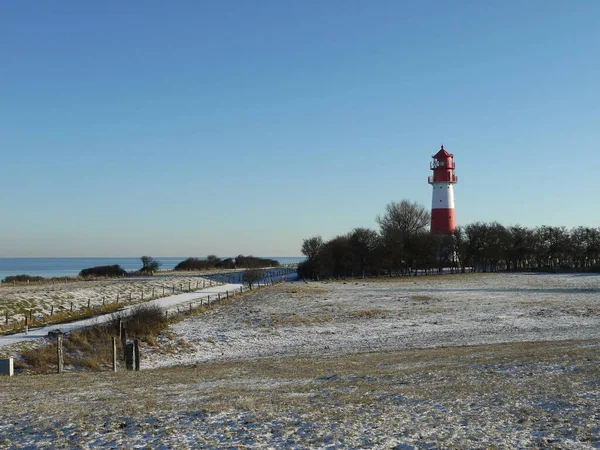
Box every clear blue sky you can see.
[1,1,599,257]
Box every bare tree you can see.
[377,200,430,238]
[377,200,430,274]
[140,256,161,275]
[301,236,324,260]
[244,268,265,289]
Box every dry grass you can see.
[19,344,59,373]
[177,338,195,349]
[264,312,334,327]
[357,273,472,283]
[0,302,125,335]
[20,327,117,374]
[411,295,434,302]
[348,308,392,319]
[120,304,169,341]
[3,337,599,448]
[18,305,171,374]
[6,339,600,415]
[282,285,329,298]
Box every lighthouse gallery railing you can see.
[428,175,458,183]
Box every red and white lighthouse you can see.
[428,145,458,234]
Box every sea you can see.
[0,257,305,280]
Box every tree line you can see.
[298,199,600,280]
[174,255,279,271]
[77,255,280,279]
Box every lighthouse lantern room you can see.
[428,145,458,234]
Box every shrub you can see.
[119,304,169,341]
[175,257,214,271]
[2,274,45,283]
[21,344,59,373]
[235,255,279,268]
[217,258,236,269]
[174,255,279,271]
[79,265,127,278]
[19,305,171,374]
[244,268,266,288]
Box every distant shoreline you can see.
[0,256,305,279]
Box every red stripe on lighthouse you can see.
[431,208,456,234]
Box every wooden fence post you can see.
[134,339,140,371]
[189,303,192,313]
[125,343,134,370]
[116,293,119,303]
[165,310,169,320]
[141,290,144,301]
[121,326,127,355]
[188,282,191,292]
[5,312,8,324]
[57,333,64,374]
[70,302,73,312]
[87,299,91,309]
[129,292,132,302]
[172,284,175,294]
[152,287,155,297]
[112,337,117,372]
[163,286,165,296]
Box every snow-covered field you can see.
[0,272,230,326]
[1,272,599,449]
[0,269,289,328]
[0,270,295,350]
[144,272,600,368]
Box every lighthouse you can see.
[428,145,458,234]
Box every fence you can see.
[45,271,295,374]
[1,278,226,333]
[1,268,297,334]
[161,271,295,317]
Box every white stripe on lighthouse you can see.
[431,183,455,209]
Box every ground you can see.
[144,272,600,367]
[1,273,599,449]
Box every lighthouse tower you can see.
[428,145,458,234]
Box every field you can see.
[0,271,237,331]
[1,273,600,448]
